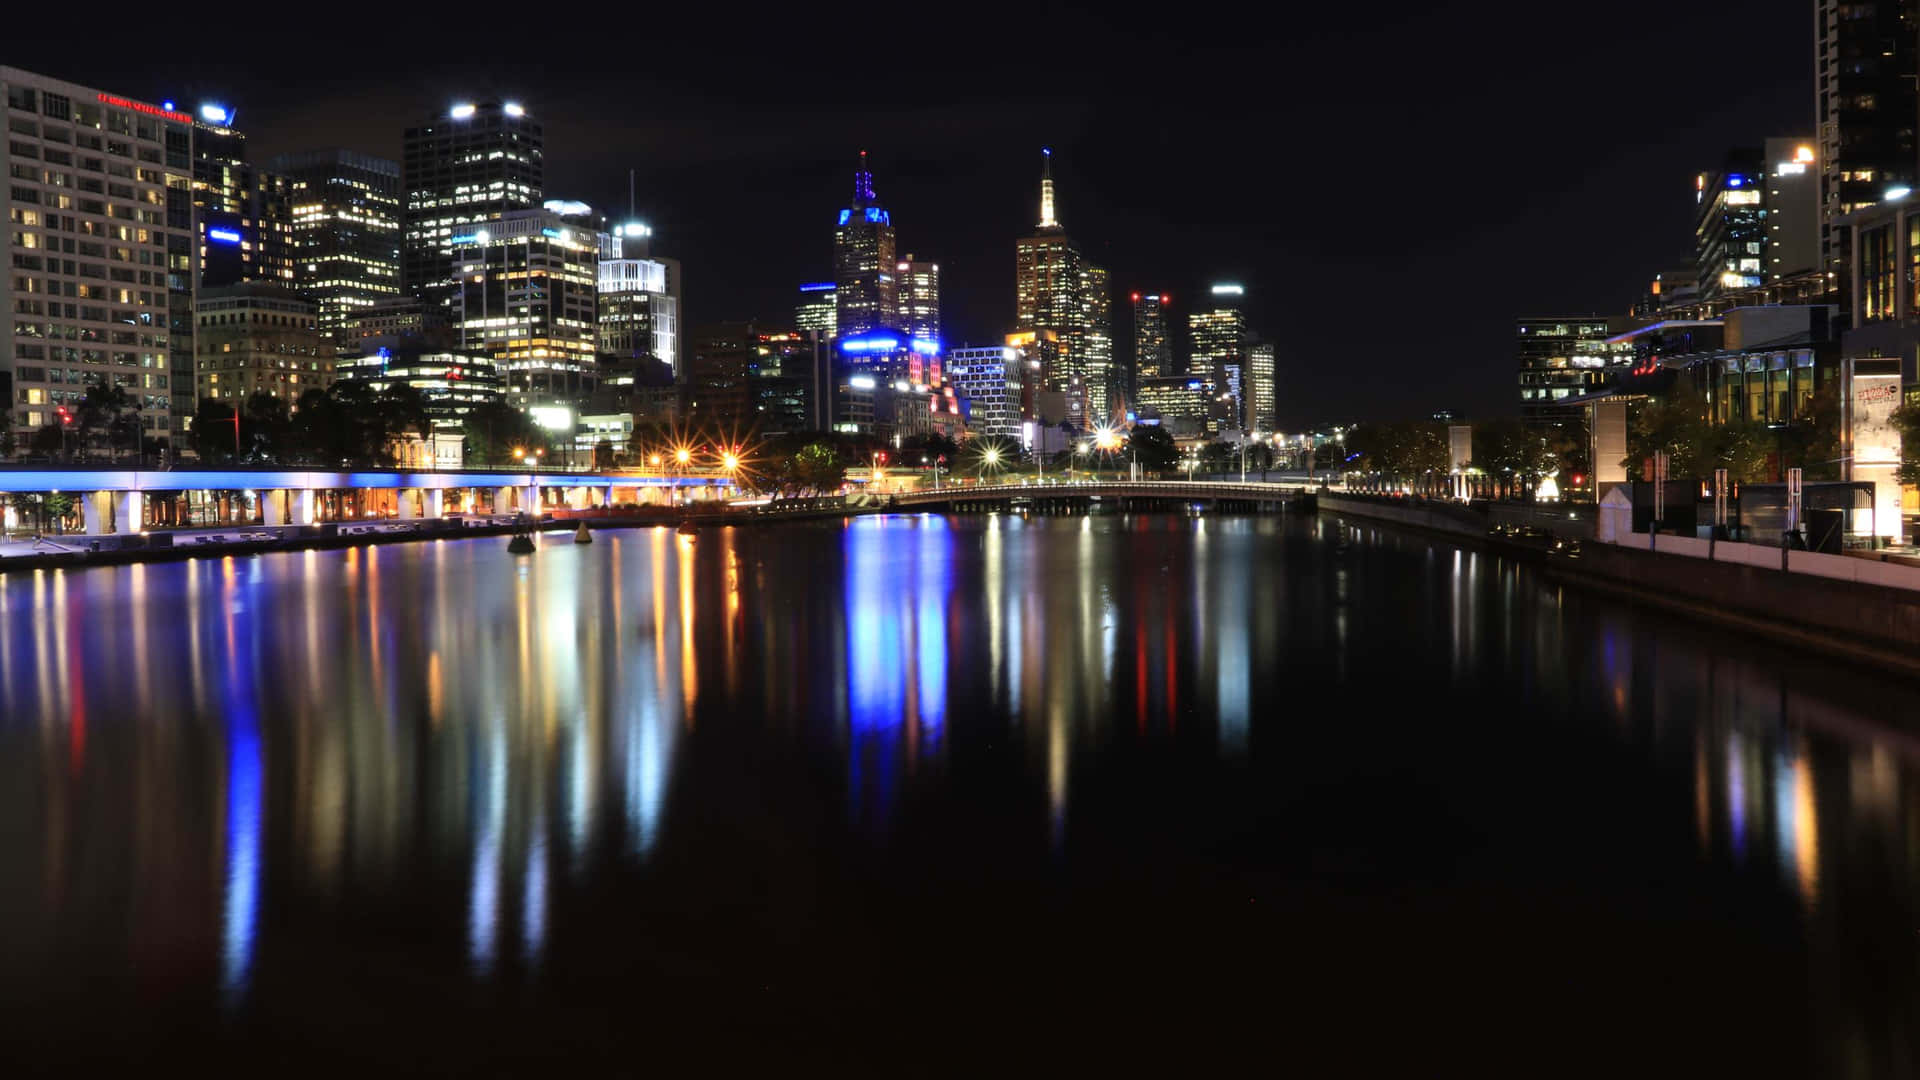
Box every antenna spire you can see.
[1038,147,1058,229]
[855,150,875,205]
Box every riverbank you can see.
[1319,491,1920,681]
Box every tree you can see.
[1891,400,1920,486]
[1126,424,1179,471]
[29,424,64,457]
[241,391,293,463]
[192,398,242,465]
[462,399,547,468]
[1624,382,1712,481]
[0,408,14,458]
[593,438,617,470]
[790,441,846,494]
[77,378,136,460]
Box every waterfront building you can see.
[1516,315,1641,423]
[193,283,328,404]
[750,328,824,434]
[449,204,612,407]
[685,321,757,429]
[897,254,940,344]
[1817,0,1917,276]
[402,100,543,304]
[0,67,199,446]
[1190,285,1248,431]
[796,282,836,338]
[946,345,1024,438]
[1081,262,1115,422]
[265,149,402,357]
[833,152,897,337]
[1132,292,1172,381]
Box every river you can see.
[2,511,1918,1072]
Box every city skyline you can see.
[0,1,1812,427]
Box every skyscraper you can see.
[1015,149,1104,429]
[192,107,294,289]
[1247,342,1276,433]
[946,345,1024,438]
[1131,292,1171,382]
[450,203,612,407]
[402,100,543,302]
[193,284,329,404]
[833,152,896,337]
[1816,0,1917,275]
[1,68,199,448]
[896,253,940,344]
[1080,263,1115,422]
[597,223,679,375]
[267,148,402,356]
[1190,285,1248,431]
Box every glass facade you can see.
[266,149,401,358]
[402,102,543,305]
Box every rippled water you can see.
[3,512,1920,1072]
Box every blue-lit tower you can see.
[833,151,898,337]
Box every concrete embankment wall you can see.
[1319,493,1920,677]
[1317,495,1489,540]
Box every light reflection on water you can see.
[1,514,1920,1070]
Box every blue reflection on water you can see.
[221,700,262,1007]
[915,517,950,748]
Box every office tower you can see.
[748,328,818,434]
[266,149,402,356]
[1516,315,1637,423]
[946,345,1024,438]
[1816,0,1917,275]
[796,282,837,337]
[1131,292,1171,382]
[1,68,198,448]
[1764,138,1819,281]
[1247,342,1276,433]
[1694,150,1768,300]
[193,284,329,404]
[450,203,612,407]
[598,223,679,375]
[192,107,294,289]
[1080,262,1114,421]
[1014,149,1108,430]
[685,321,757,428]
[1190,285,1249,430]
[833,151,896,336]
[402,100,543,303]
[897,253,940,343]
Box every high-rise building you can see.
[1131,292,1172,382]
[833,151,896,337]
[1765,137,1820,281]
[266,149,402,357]
[1816,0,1918,276]
[1190,285,1249,431]
[192,108,294,290]
[796,282,837,337]
[450,203,612,407]
[1,68,198,447]
[1135,375,1213,439]
[1080,262,1114,422]
[946,345,1024,438]
[402,100,543,303]
[1014,149,1106,430]
[1247,342,1276,433]
[597,223,679,374]
[1694,150,1768,300]
[896,253,940,344]
[193,284,329,404]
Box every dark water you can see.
[4,512,1920,1073]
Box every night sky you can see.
[11,1,1810,427]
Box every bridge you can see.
[885,480,1309,512]
[0,465,739,536]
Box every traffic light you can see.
[55,406,71,426]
